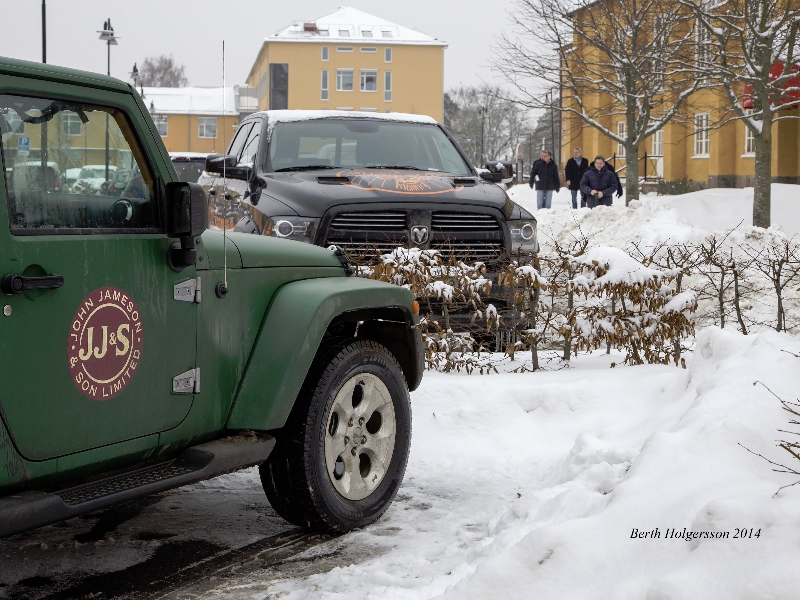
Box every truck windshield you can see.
[268,119,472,175]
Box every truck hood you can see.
[199,230,344,270]
[262,169,514,219]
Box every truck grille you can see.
[432,212,501,231]
[329,212,407,231]
[430,240,505,262]
[324,210,505,266]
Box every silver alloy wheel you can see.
[324,372,397,501]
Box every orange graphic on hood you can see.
[340,170,463,195]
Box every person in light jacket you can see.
[528,150,561,210]
[580,155,617,208]
[564,147,589,209]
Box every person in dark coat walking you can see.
[528,150,560,210]
[580,155,617,208]
[564,147,589,209]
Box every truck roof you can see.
[0,55,131,94]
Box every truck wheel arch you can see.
[225,277,422,432]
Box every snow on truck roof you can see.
[262,110,439,140]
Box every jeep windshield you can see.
[268,119,473,176]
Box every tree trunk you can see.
[624,139,639,203]
[733,268,748,335]
[752,119,773,229]
[717,269,726,329]
[563,287,574,361]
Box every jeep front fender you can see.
[226,277,418,432]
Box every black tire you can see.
[260,339,412,532]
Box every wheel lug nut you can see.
[348,418,353,427]
[344,436,350,444]
[358,417,365,425]
[351,447,357,456]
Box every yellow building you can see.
[246,6,447,122]
[143,86,257,154]
[560,4,800,189]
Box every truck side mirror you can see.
[480,171,503,183]
[165,181,208,272]
[204,153,238,174]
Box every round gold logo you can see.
[67,287,143,401]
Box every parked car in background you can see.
[170,152,208,183]
[103,169,131,197]
[9,161,63,194]
[63,167,82,191]
[71,164,117,195]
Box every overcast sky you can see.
[0,1,515,91]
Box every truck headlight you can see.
[508,220,538,253]
[264,217,319,243]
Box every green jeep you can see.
[0,57,423,537]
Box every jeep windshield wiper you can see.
[274,165,340,172]
[364,165,426,171]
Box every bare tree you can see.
[443,85,528,166]
[137,55,188,88]
[495,0,699,202]
[680,0,800,229]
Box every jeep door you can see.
[0,87,196,461]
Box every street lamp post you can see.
[97,19,119,182]
[130,63,139,88]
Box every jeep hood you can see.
[199,230,343,270]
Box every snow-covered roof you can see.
[268,6,447,47]
[142,87,238,116]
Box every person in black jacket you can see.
[580,155,618,208]
[564,147,589,209]
[528,150,561,210]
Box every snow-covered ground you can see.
[205,328,800,599]
[508,183,800,241]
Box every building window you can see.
[694,113,710,156]
[360,70,378,92]
[339,29,350,37]
[382,30,393,38]
[361,108,377,112]
[337,69,354,92]
[696,19,711,81]
[335,107,354,111]
[319,29,329,36]
[321,46,329,61]
[154,115,168,137]
[651,129,663,156]
[337,46,353,52]
[198,117,217,139]
[744,109,755,155]
[617,121,626,157]
[361,47,377,53]
[384,71,392,102]
[362,30,373,37]
[270,63,289,110]
[321,70,329,101]
[385,47,392,62]
[62,113,82,137]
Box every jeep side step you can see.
[0,432,275,538]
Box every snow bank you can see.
[265,327,800,599]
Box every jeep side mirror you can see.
[204,154,238,174]
[480,171,503,183]
[165,181,208,272]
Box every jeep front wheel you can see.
[260,340,411,532]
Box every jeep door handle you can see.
[2,274,65,295]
